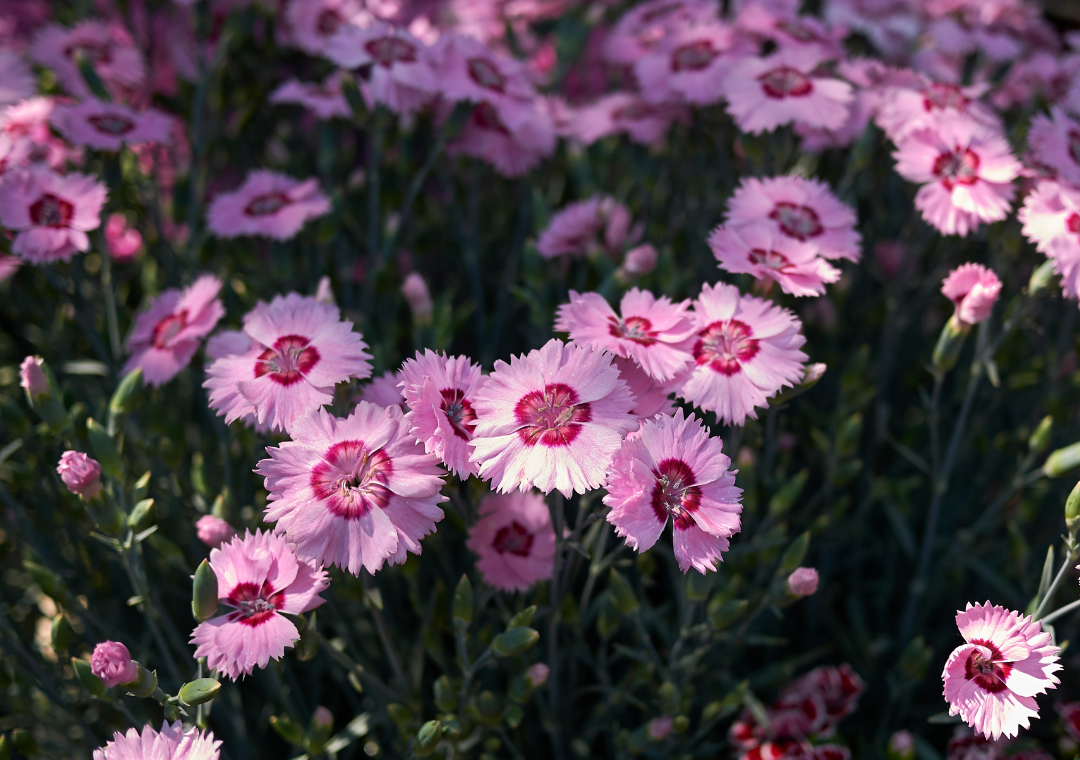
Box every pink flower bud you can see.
[941,263,1001,328]
[526,662,549,688]
[105,213,143,262]
[402,272,433,322]
[787,567,819,597]
[195,515,236,549]
[889,730,914,760]
[90,640,138,688]
[621,244,657,276]
[312,706,334,728]
[20,356,49,400]
[57,451,102,499]
[315,276,335,305]
[647,716,673,741]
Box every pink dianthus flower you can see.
[708,223,840,298]
[90,640,138,688]
[20,355,48,399]
[437,34,536,128]
[356,370,406,409]
[191,530,329,680]
[1028,107,1080,186]
[51,98,173,152]
[875,76,1001,142]
[30,21,145,97]
[554,288,695,381]
[537,195,634,259]
[678,282,808,426]
[270,76,351,120]
[787,567,819,596]
[0,167,106,263]
[105,213,143,261]
[256,403,447,575]
[123,274,225,387]
[614,356,678,425]
[325,23,437,115]
[942,601,1061,740]
[466,491,555,592]
[892,115,1021,237]
[573,93,689,147]
[722,46,853,135]
[93,721,220,760]
[285,0,369,55]
[603,0,721,66]
[941,263,1001,328]
[204,293,372,433]
[206,170,332,241]
[634,22,743,106]
[56,450,99,499]
[1018,180,1080,299]
[469,338,637,497]
[196,515,237,549]
[447,100,556,178]
[0,50,34,106]
[400,350,485,479]
[605,408,742,575]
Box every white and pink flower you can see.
[206,171,332,241]
[709,223,841,297]
[466,491,555,592]
[0,167,106,263]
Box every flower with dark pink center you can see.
[634,23,744,105]
[1019,179,1080,301]
[678,282,807,426]
[204,293,372,433]
[466,491,555,592]
[285,0,368,55]
[51,98,174,152]
[0,166,106,263]
[270,75,351,121]
[256,403,446,575]
[30,20,145,98]
[446,99,557,178]
[400,350,486,478]
[709,223,840,297]
[190,530,328,680]
[603,0,721,66]
[123,274,225,387]
[875,74,1001,142]
[325,23,437,115]
[555,288,695,381]
[469,339,636,497]
[206,170,332,241]
[437,35,536,130]
[942,601,1060,740]
[605,409,742,574]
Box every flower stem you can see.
[1033,541,1079,620]
[546,493,567,760]
[1041,597,1080,625]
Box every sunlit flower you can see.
[206,170,332,241]
[57,450,102,499]
[93,721,221,760]
[0,167,106,263]
[941,263,1001,328]
[466,491,555,592]
[196,515,236,549]
[1018,179,1080,299]
[90,641,137,688]
[875,76,1001,142]
[709,223,840,297]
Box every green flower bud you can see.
[122,665,157,698]
[11,729,37,757]
[0,733,10,760]
[179,678,221,706]
[24,562,62,601]
[1066,481,1080,534]
[476,691,502,724]
[508,605,537,627]
[50,615,71,653]
[658,682,680,714]
[163,703,180,722]
[452,574,473,631]
[270,715,305,746]
[492,627,539,657]
[71,657,105,696]
[672,716,690,733]
[387,703,412,726]
[434,675,457,712]
[414,720,441,757]
[132,471,151,504]
[1030,416,1054,454]
[505,704,524,728]
[1045,442,1080,477]
[192,560,219,622]
[931,318,967,373]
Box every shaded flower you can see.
[51,98,173,151]
[30,21,145,97]
[537,195,634,259]
[123,274,225,387]
[614,356,678,425]
[93,721,221,760]
[256,403,446,575]
[941,263,1001,328]
[57,450,102,499]
[634,22,743,106]
[206,170,332,241]
[0,50,35,106]
[620,244,658,278]
[447,100,556,178]
[1028,107,1080,186]
[286,0,368,55]
[402,272,433,322]
[574,93,689,147]
[709,223,840,298]
[437,34,536,128]
[356,370,406,409]
[786,567,819,597]
[270,75,351,120]
[19,355,48,399]
[604,0,721,66]
[466,490,555,592]
[196,515,237,549]
[605,408,742,574]
[105,213,142,261]
[191,530,329,680]
[1018,179,1080,300]
[326,23,437,114]
[90,640,137,688]
[0,166,106,263]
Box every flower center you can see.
[254,334,321,386]
[932,148,980,190]
[923,83,968,112]
[365,36,418,67]
[694,319,760,376]
[311,440,394,519]
[650,458,701,529]
[316,9,344,36]
[963,639,1012,694]
[770,201,824,241]
[514,382,592,447]
[152,310,188,349]
[749,248,793,272]
[759,66,813,99]
[492,521,534,556]
[244,192,291,217]
[671,40,718,72]
[87,113,136,136]
[468,57,506,92]
[608,315,659,345]
[227,581,283,627]
[29,194,74,228]
[613,102,657,121]
[440,388,477,440]
[1067,212,1080,237]
[473,102,509,134]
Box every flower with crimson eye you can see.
[206,170,332,241]
[469,339,637,497]
[50,97,173,152]
[30,20,145,98]
[1019,179,1080,301]
[942,601,1060,740]
[0,166,106,264]
[325,22,437,115]
[466,491,555,592]
[605,409,742,574]
[204,293,372,433]
[123,274,225,387]
[708,223,840,298]
[190,530,329,681]
[633,22,743,106]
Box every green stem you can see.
[1033,542,1079,620]
[100,245,121,360]
[1041,597,1080,625]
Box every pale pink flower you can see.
[724,175,862,262]
[123,274,225,387]
[1018,180,1080,299]
[0,167,106,263]
[105,213,142,261]
[620,244,658,277]
[469,338,637,497]
[555,289,695,381]
[51,98,173,152]
[446,100,556,178]
[0,134,31,175]
[1028,107,1080,186]
[678,282,808,426]
[526,662,549,687]
[286,0,369,55]
[709,224,841,297]
[876,77,1001,142]
[605,408,742,575]
[326,23,437,114]
[191,530,329,680]
[57,451,102,499]
[722,46,853,135]
[437,34,536,128]
[634,22,743,106]
[400,350,485,478]
[614,356,678,424]
[893,115,1021,237]
[256,403,446,575]
[204,330,268,432]
[0,96,54,144]
[466,490,555,592]
[195,515,237,549]
[270,76,351,120]
[574,93,689,147]
[942,601,1061,740]
[357,370,406,409]
[735,6,847,60]
[0,50,35,106]
[537,195,634,259]
[204,293,372,433]
[94,721,221,760]
[402,272,433,321]
[206,171,331,241]
[647,716,674,741]
[0,253,19,281]
[787,567,819,596]
[941,263,1001,328]
[30,21,145,97]
[19,355,48,399]
[90,641,138,688]
[604,0,721,66]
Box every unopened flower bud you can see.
[105,213,143,262]
[931,318,967,373]
[123,664,158,698]
[1066,481,1080,534]
[414,720,441,757]
[1030,415,1054,454]
[1029,259,1056,296]
[621,244,657,277]
[786,567,819,597]
[307,706,334,755]
[402,272,433,324]
[942,263,1001,329]
[888,730,915,760]
[647,716,673,741]
[315,276,335,305]
[1045,442,1080,478]
[526,663,549,689]
[57,451,102,500]
[192,559,220,622]
[90,641,138,688]
[19,356,49,400]
[179,678,221,706]
[196,515,236,548]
